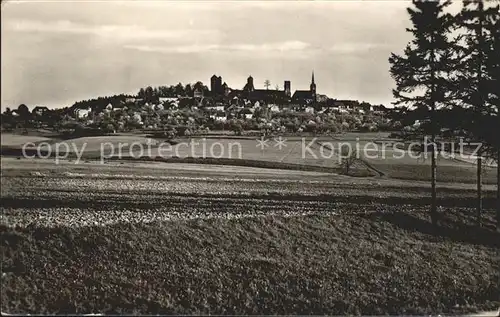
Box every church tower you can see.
[284,80,291,98]
[310,71,316,102]
[244,75,255,92]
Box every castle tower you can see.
[245,75,255,92]
[310,71,316,102]
[210,74,218,94]
[284,80,291,98]
[217,76,223,95]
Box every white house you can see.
[76,108,91,119]
[269,105,280,113]
[32,106,50,116]
[305,106,315,114]
[143,103,155,110]
[159,97,178,104]
[210,114,227,122]
[207,104,225,112]
[240,108,253,120]
[133,112,142,124]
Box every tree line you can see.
[137,82,210,103]
[70,82,211,111]
[389,0,500,230]
[72,94,135,112]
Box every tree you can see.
[193,81,210,96]
[17,104,30,117]
[144,86,154,103]
[389,0,456,226]
[157,86,167,98]
[17,104,31,131]
[454,0,500,226]
[193,81,204,91]
[138,88,146,99]
[231,121,243,136]
[174,83,185,96]
[483,10,500,231]
[1,107,14,130]
[341,148,359,176]
[178,98,193,109]
[185,84,193,97]
[264,80,271,90]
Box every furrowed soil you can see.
[1,158,499,315]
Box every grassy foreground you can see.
[2,209,499,315]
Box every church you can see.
[209,71,318,105]
[291,71,316,104]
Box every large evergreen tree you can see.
[454,0,500,226]
[483,9,500,231]
[174,83,185,96]
[389,0,456,226]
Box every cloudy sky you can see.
[1,0,441,110]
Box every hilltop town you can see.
[2,0,500,315]
[1,73,394,137]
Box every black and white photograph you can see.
[1,0,499,315]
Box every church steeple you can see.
[310,70,316,102]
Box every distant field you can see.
[314,139,498,184]
[1,132,497,184]
[362,147,498,184]
[36,135,160,156]
[0,134,52,146]
[367,161,498,184]
[162,137,344,168]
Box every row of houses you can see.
[73,96,387,122]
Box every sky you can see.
[1,0,449,110]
